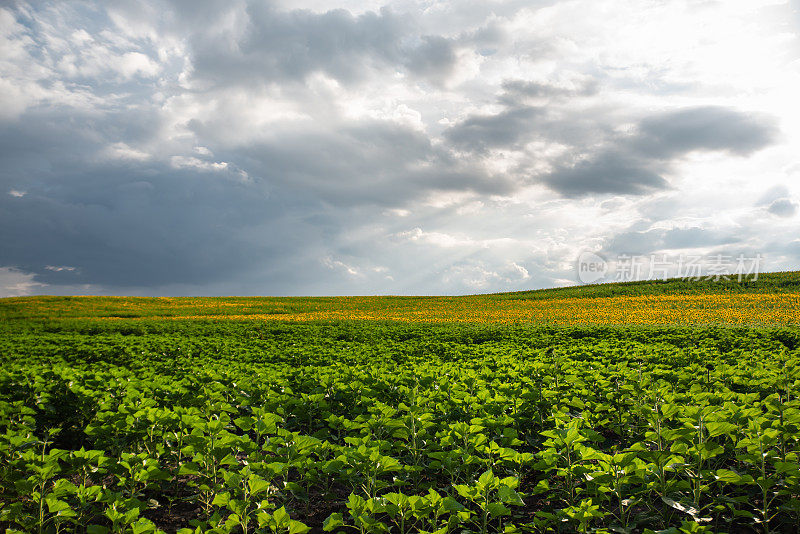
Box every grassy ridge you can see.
[492,270,800,300]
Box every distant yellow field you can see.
[169,293,800,325]
[4,291,799,326]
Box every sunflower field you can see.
[2,275,800,533]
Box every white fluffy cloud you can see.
[0,0,798,296]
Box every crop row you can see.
[1,323,799,533]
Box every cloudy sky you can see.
[1,0,799,296]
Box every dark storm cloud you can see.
[0,167,268,287]
[0,103,509,289]
[0,108,278,287]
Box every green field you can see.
[2,276,800,533]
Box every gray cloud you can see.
[604,226,742,256]
[225,121,514,205]
[662,227,742,250]
[540,151,669,197]
[756,184,791,205]
[177,2,459,87]
[753,185,797,218]
[401,35,457,80]
[543,106,777,196]
[499,78,599,104]
[444,106,543,152]
[445,97,778,197]
[633,106,777,159]
[767,198,798,217]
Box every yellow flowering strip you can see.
[167,293,800,325]
[5,292,799,326]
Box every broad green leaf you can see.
[211,492,230,506]
[497,486,525,506]
[323,513,344,532]
[486,502,511,517]
[706,422,737,437]
[249,475,271,496]
[288,520,311,534]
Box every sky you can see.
[1,0,799,297]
